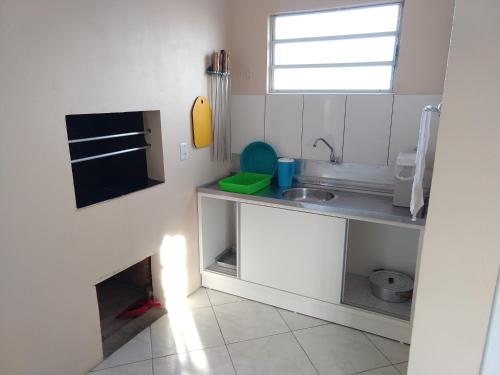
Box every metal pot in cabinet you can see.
[369,270,413,303]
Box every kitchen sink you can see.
[282,187,335,202]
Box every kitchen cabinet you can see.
[239,203,346,304]
[198,188,422,343]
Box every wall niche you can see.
[95,256,166,357]
[66,110,164,208]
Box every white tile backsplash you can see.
[302,95,346,162]
[230,93,441,172]
[343,94,393,165]
[389,95,442,167]
[230,95,265,153]
[264,94,303,158]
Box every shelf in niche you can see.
[73,176,163,209]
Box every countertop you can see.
[198,181,425,228]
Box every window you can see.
[269,2,402,92]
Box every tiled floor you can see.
[90,288,409,375]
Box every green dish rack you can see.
[219,173,272,194]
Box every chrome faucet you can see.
[313,138,341,164]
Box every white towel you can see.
[410,108,432,220]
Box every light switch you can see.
[180,142,188,161]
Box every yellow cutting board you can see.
[192,96,212,148]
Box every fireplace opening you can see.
[95,257,166,357]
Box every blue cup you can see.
[278,158,295,188]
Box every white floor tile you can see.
[294,324,390,375]
[98,292,409,375]
[278,308,328,331]
[93,328,152,371]
[358,365,401,375]
[206,289,245,306]
[213,300,289,343]
[228,332,317,375]
[185,288,211,310]
[365,333,410,364]
[90,360,152,375]
[163,288,211,311]
[394,362,408,375]
[150,307,225,358]
[153,346,235,375]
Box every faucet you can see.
[313,138,341,164]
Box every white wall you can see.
[408,1,500,374]
[0,1,230,375]
[228,0,454,95]
[231,94,441,167]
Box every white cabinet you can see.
[239,203,346,304]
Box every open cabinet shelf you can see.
[343,272,411,321]
[199,196,239,278]
[342,219,421,322]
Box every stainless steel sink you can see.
[282,187,335,202]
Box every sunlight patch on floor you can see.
[159,234,207,369]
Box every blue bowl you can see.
[240,141,278,175]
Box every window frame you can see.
[268,1,403,94]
